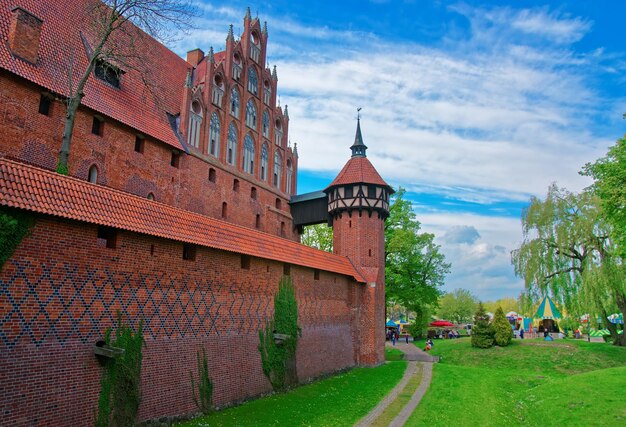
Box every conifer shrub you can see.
[0,207,34,271]
[191,348,213,415]
[493,307,513,346]
[471,302,494,348]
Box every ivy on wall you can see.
[191,348,213,415]
[0,207,35,271]
[258,276,301,391]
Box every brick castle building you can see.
[0,1,392,424]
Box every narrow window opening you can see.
[314,269,320,281]
[91,116,103,136]
[349,220,352,228]
[209,168,216,183]
[280,221,285,236]
[275,198,281,209]
[147,193,155,200]
[241,254,251,270]
[251,187,257,199]
[283,263,291,276]
[369,249,372,257]
[233,179,240,192]
[38,94,51,116]
[97,226,117,249]
[266,265,270,273]
[88,165,98,183]
[134,136,145,153]
[171,152,180,168]
[368,185,376,198]
[222,202,228,219]
[182,244,196,261]
[255,214,261,229]
[150,244,155,255]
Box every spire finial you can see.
[184,69,192,88]
[272,65,278,81]
[284,104,289,118]
[263,21,268,37]
[208,46,215,64]
[350,111,368,157]
[245,6,251,20]
[227,24,234,42]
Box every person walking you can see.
[520,328,524,339]
[391,331,396,346]
[405,333,409,344]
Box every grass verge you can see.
[177,361,407,427]
[385,347,405,361]
[370,363,423,427]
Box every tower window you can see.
[222,202,228,219]
[345,186,353,198]
[251,187,257,199]
[280,221,285,236]
[134,136,145,153]
[147,193,155,200]
[91,116,103,136]
[171,152,180,168]
[38,94,51,116]
[275,198,281,210]
[88,165,98,183]
[182,244,196,261]
[241,254,251,270]
[209,168,216,183]
[233,179,240,192]
[97,226,117,249]
[255,214,261,229]
[368,185,376,198]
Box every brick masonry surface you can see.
[0,216,359,425]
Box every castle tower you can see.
[324,118,394,365]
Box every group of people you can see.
[386,330,410,345]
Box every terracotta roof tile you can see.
[0,158,366,283]
[326,157,391,189]
[0,0,187,150]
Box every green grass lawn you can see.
[385,347,405,361]
[177,361,407,426]
[407,339,626,426]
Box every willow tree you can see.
[511,184,625,346]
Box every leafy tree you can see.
[492,307,512,346]
[408,304,434,339]
[300,223,333,253]
[385,188,450,316]
[482,297,519,315]
[511,184,625,346]
[436,288,478,324]
[471,302,494,348]
[582,136,626,258]
[57,0,196,173]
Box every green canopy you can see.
[534,296,562,319]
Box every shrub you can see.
[471,302,494,348]
[493,307,513,346]
[0,207,34,271]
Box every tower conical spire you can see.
[263,21,268,37]
[227,24,234,42]
[208,46,215,64]
[350,114,367,157]
[245,7,251,20]
[272,65,278,81]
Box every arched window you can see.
[273,151,282,188]
[243,134,255,174]
[263,80,271,105]
[286,159,293,195]
[209,112,220,157]
[260,143,269,181]
[187,100,202,148]
[247,66,258,95]
[275,119,283,146]
[245,99,257,129]
[88,165,98,183]
[147,193,155,200]
[227,123,237,165]
[230,87,240,117]
[262,110,270,138]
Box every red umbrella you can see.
[429,320,454,327]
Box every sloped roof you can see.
[326,157,392,190]
[0,0,187,149]
[533,296,562,320]
[0,158,366,283]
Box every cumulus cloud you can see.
[442,225,481,245]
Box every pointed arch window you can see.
[243,134,255,174]
[245,99,257,129]
[262,111,270,138]
[260,143,269,181]
[286,159,293,195]
[227,123,237,165]
[187,101,202,148]
[88,165,98,183]
[248,67,258,95]
[209,112,220,157]
[275,119,283,146]
[273,151,282,188]
[230,87,240,117]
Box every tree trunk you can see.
[57,95,83,173]
[612,291,626,347]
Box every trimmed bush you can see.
[471,302,494,348]
[493,307,513,346]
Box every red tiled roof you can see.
[0,0,188,150]
[326,157,391,189]
[0,158,366,283]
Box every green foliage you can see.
[482,297,520,315]
[55,161,69,175]
[582,136,626,258]
[471,302,494,348]
[300,223,333,253]
[258,276,301,391]
[492,307,512,347]
[436,288,478,323]
[0,207,35,271]
[190,348,213,415]
[385,188,450,315]
[96,316,144,427]
[407,304,433,339]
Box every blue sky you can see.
[177,1,626,301]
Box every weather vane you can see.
[357,107,362,120]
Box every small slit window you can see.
[88,165,98,183]
[171,152,180,168]
[233,179,240,192]
[241,254,251,270]
[38,94,51,116]
[209,168,216,183]
[281,221,285,236]
[97,226,117,249]
[222,202,228,219]
[283,263,291,276]
[251,187,257,199]
[134,136,145,153]
[275,198,281,209]
[182,244,196,261]
[255,214,261,229]
[91,116,103,136]
[314,269,320,280]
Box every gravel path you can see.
[354,341,436,427]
